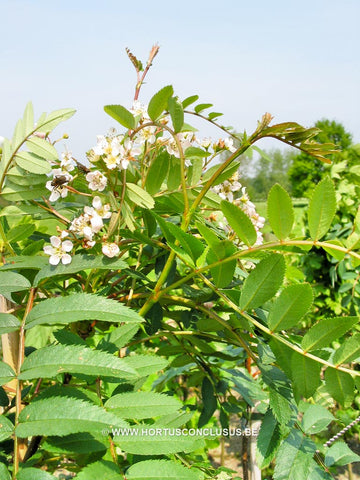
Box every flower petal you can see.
[50,236,61,247]
[49,255,60,265]
[61,254,72,265]
[92,196,102,210]
[62,240,73,252]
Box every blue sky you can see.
[1,0,360,159]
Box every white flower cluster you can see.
[163,133,236,160]
[69,196,112,248]
[91,134,141,171]
[43,100,241,265]
[212,172,242,203]
[43,196,117,264]
[212,172,265,246]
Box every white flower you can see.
[0,136,4,148]
[199,137,212,149]
[213,180,241,202]
[131,100,149,121]
[165,132,196,158]
[46,169,73,202]
[43,236,73,265]
[69,214,94,240]
[91,133,141,171]
[46,181,68,202]
[102,242,120,258]
[60,151,76,172]
[86,170,107,192]
[237,186,256,210]
[92,196,112,219]
[84,196,111,233]
[212,172,242,202]
[224,137,236,153]
[135,125,157,145]
[93,135,108,156]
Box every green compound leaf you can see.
[269,339,293,379]
[0,362,15,386]
[256,408,281,469]
[268,388,293,426]
[26,137,59,161]
[240,254,285,311]
[291,353,321,401]
[103,104,135,129]
[105,392,182,419]
[324,368,354,407]
[167,223,205,264]
[126,459,203,480]
[25,293,143,328]
[168,97,184,133]
[35,108,76,134]
[0,463,10,480]
[301,316,359,352]
[182,95,199,109]
[145,151,170,195]
[185,146,211,158]
[302,405,335,434]
[99,323,140,353]
[34,253,127,285]
[0,313,20,334]
[15,151,52,174]
[113,428,203,455]
[16,396,127,437]
[17,468,57,479]
[267,184,294,240]
[23,101,34,136]
[196,221,219,249]
[273,429,317,480]
[148,85,174,121]
[126,183,155,209]
[7,224,35,243]
[220,200,257,247]
[73,460,123,480]
[198,377,217,427]
[207,240,237,288]
[0,271,31,302]
[333,332,360,366]
[43,433,107,455]
[202,160,240,186]
[325,441,360,467]
[19,344,138,381]
[194,103,213,114]
[124,354,168,377]
[268,283,313,332]
[308,177,336,241]
[0,415,14,442]
[322,239,346,261]
[7,166,47,186]
[0,256,48,272]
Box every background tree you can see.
[241,148,294,201]
[288,119,353,197]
